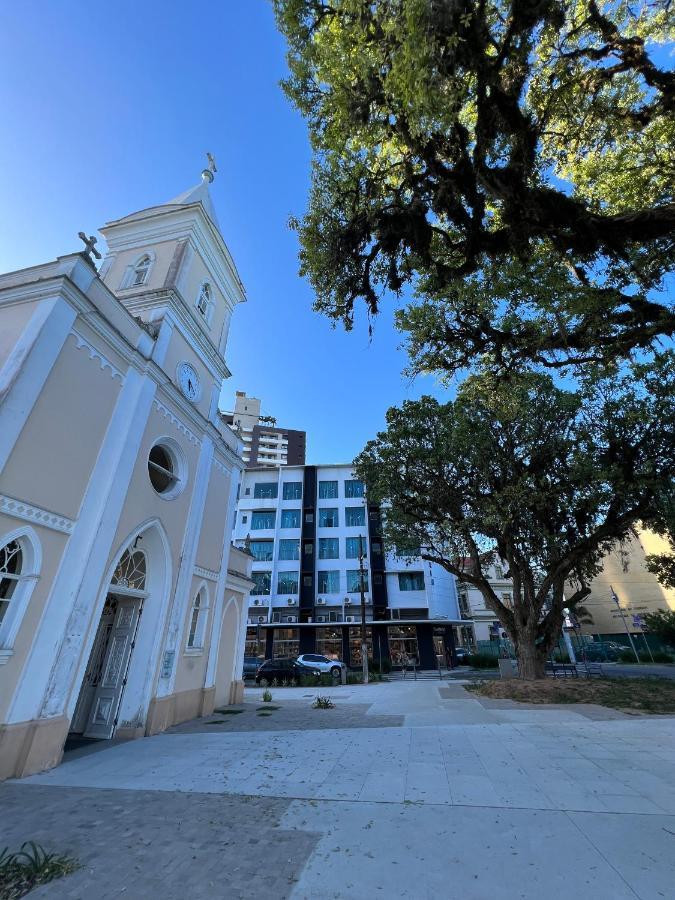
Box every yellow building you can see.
[572,528,675,635]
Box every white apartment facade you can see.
[233,464,467,668]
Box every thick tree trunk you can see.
[515,639,547,680]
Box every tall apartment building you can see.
[220,391,306,468]
[233,464,466,669]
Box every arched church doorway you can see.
[70,546,148,739]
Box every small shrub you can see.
[299,675,320,687]
[312,695,334,709]
[346,672,363,684]
[466,653,499,669]
[619,649,675,663]
[262,688,272,703]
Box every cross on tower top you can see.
[201,152,217,184]
[78,232,102,262]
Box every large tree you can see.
[354,358,675,678]
[275,0,674,370]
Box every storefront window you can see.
[272,627,300,660]
[348,625,373,667]
[316,627,343,661]
[388,624,419,666]
[245,628,266,658]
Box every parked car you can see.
[453,647,472,665]
[255,658,321,685]
[242,656,262,679]
[297,653,347,678]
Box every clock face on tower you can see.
[176,362,201,403]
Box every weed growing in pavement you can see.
[0,842,79,899]
[312,695,334,709]
[262,688,273,703]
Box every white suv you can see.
[297,654,346,678]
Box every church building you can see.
[0,159,253,779]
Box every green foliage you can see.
[642,609,675,646]
[312,695,335,709]
[275,0,675,370]
[354,361,675,677]
[0,841,79,899]
[262,688,273,702]
[618,648,674,663]
[466,653,499,669]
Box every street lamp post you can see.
[611,586,641,663]
[358,534,369,684]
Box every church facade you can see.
[0,163,253,779]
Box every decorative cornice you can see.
[0,494,75,534]
[71,330,125,382]
[153,399,200,445]
[194,565,219,582]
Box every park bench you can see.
[545,661,578,678]
[576,661,604,677]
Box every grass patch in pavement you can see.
[0,842,79,900]
[214,708,245,715]
[466,677,675,714]
[257,711,274,717]
[256,705,281,711]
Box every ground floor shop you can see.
[245,620,466,670]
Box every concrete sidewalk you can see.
[7,682,675,899]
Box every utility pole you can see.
[610,586,640,663]
[358,533,369,684]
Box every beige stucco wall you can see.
[195,465,231,573]
[0,301,39,370]
[570,528,675,634]
[103,238,178,295]
[177,248,229,348]
[1,333,121,519]
[214,595,242,708]
[161,329,215,420]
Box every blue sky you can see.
[0,0,443,464]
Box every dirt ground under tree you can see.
[466,676,675,714]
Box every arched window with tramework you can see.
[110,548,147,593]
[131,254,151,286]
[186,586,210,651]
[0,529,41,658]
[0,540,23,629]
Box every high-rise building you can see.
[233,464,466,668]
[221,391,306,468]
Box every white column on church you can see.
[203,461,241,689]
[155,435,215,698]
[8,366,158,724]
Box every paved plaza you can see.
[3,682,675,898]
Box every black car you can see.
[454,647,472,664]
[255,658,321,685]
[242,656,263,679]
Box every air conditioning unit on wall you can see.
[316,615,328,623]
[288,598,297,605]
[316,598,327,606]
[345,615,356,623]
[284,615,297,623]
[253,598,261,606]
[345,598,352,606]
[257,616,266,624]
